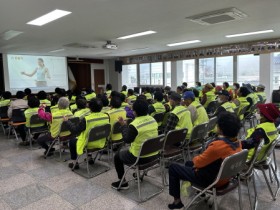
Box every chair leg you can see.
[44,139,57,159]
[213,188,218,210]
[270,164,280,198]
[261,168,276,200]
[13,127,19,141]
[117,166,132,190]
[238,177,243,210]
[28,130,32,150]
[136,167,142,201]
[246,178,253,210]
[252,173,258,210]
[86,150,90,177]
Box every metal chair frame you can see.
[8,108,26,141]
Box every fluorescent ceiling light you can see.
[226,30,274,38]
[130,47,150,52]
[167,40,201,47]
[49,48,65,53]
[0,30,23,40]
[27,9,71,26]
[117,31,156,39]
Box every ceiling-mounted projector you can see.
[103,41,118,50]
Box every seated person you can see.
[148,91,165,116]
[201,83,215,108]
[0,91,12,107]
[215,90,236,115]
[176,86,183,96]
[64,98,110,169]
[99,94,111,113]
[168,112,242,209]
[126,89,137,104]
[84,88,96,101]
[121,85,128,96]
[120,93,129,109]
[37,97,73,156]
[73,98,91,119]
[37,90,51,107]
[233,86,250,120]
[111,99,159,190]
[105,83,112,98]
[142,87,152,100]
[164,91,174,112]
[242,103,280,160]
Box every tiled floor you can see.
[1,131,280,210]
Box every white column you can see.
[171,61,177,90]
[259,53,273,102]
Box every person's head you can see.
[169,92,181,106]
[217,112,241,138]
[57,97,69,109]
[137,95,147,101]
[210,82,216,88]
[182,82,188,88]
[16,91,25,99]
[223,82,229,89]
[243,83,254,93]
[196,82,201,87]
[257,103,280,123]
[132,99,149,117]
[3,91,12,100]
[55,87,61,94]
[121,85,127,91]
[233,83,240,90]
[128,89,134,96]
[86,88,93,94]
[37,90,47,100]
[110,96,122,108]
[89,98,103,112]
[28,96,40,108]
[192,88,199,98]
[76,99,87,109]
[38,58,44,67]
[203,83,213,92]
[120,93,126,103]
[59,89,66,97]
[154,91,163,102]
[24,88,32,96]
[217,90,230,103]
[176,86,183,94]
[145,87,151,93]
[110,91,121,98]
[164,86,171,93]
[215,86,222,94]
[106,84,112,91]
[100,94,109,107]
[238,87,250,97]
[257,84,265,92]
[182,91,195,106]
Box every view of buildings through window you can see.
[272,52,280,90]
[121,64,137,89]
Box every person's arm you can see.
[241,128,269,149]
[38,106,52,122]
[148,105,155,115]
[64,118,86,135]
[121,124,138,144]
[7,102,13,118]
[21,68,37,77]
[200,94,207,105]
[164,113,179,134]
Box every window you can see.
[199,58,214,84]
[216,56,233,85]
[272,52,280,90]
[139,63,150,85]
[164,61,171,87]
[121,64,137,88]
[237,54,260,85]
[182,60,195,87]
[151,62,163,85]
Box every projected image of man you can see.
[21,58,51,87]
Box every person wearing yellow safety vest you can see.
[223,82,233,99]
[120,93,129,109]
[233,86,250,120]
[111,99,159,190]
[120,85,128,97]
[201,83,215,109]
[0,91,11,107]
[242,103,280,161]
[37,97,73,156]
[243,83,259,109]
[99,94,111,113]
[148,91,166,126]
[256,84,266,103]
[73,98,91,119]
[84,88,96,101]
[214,90,236,116]
[142,87,152,100]
[62,98,110,169]
[176,86,183,96]
[164,93,193,139]
[182,91,209,126]
[37,90,51,107]
[105,84,112,98]
[126,89,137,104]
[232,83,240,100]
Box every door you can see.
[94,69,105,94]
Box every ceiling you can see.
[1,0,280,59]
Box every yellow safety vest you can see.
[220,102,235,113]
[121,91,128,96]
[24,107,44,128]
[256,92,266,102]
[106,108,126,141]
[172,105,193,138]
[50,109,73,138]
[246,122,278,160]
[50,105,59,113]
[121,102,129,109]
[151,102,166,126]
[70,96,76,104]
[247,93,259,105]
[0,99,11,107]
[106,90,112,97]
[76,112,109,155]
[40,99,51,107]
[144,93,152,100]
[129,115,158,158]
[101,106,111,113]
[191,101,209,126]
[204,91,216,108]
[85,93,96,101]
[74,108,91,119]
[127,95,137,101]
[70,104,77,112]
[236,97,250,120]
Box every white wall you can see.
[259,53,273,102]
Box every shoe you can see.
[68,162,79,169]
[168,201,184,209]
[111,180,129,190]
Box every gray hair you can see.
[58,97,69,109]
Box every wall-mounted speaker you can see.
[115,60,123,73]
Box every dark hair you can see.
[16,91,25,99]
[122,85,127,91]
[89,98,103,112]
[177,86,183,91]
[28,96,40,108]
[3,91,12,99]
[86,88,93,94]
[99,94,109,107]
[106,84,112,91]
[110,91,121,98]
[133,99,149,116]
[154,91,163,102]
[192,88,199,98]
[239,87,250,97]
[145,87,151,93]
[217,112,240,137]
[233,83,240,89]
[59,89,66,97]
[210,82,216,88]
[37,91,47,100]
[76,99,87,109]
[128,89,134,95]
[24,88,32,95]
[182,82,188,87]
[137,95,147,100]
[55,87,61,94]
[223,82,229,88]
[110,96,122,108]
[196,82,201,86]
[120,93,126,102]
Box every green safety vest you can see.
[236,97,250,120]
[76,112,109,155]
[191,101,209,126]
[40,99,51,107]
[246,122,278,161]
[121,91,128,96]
[70,104,77,112]
[106,108,126,141]
[220,102,235,113]
[204,91,216,108]
[50,109,73,138]
[256,92,266,102]
[121,102,129,109]
[247,93,259,105]
[70,96,76,104]
[172,105,193,138]
[50,105,59,113]
[74,108,91,119]
[151,102,166,126]
[24,107,44,128]
[127,95,137,101]
[129,115,158,158]
[144,93,152,100]
[85,93,96,101]
[101,106,111,113]
[0,99,11,107]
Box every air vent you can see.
[64,43,97,49]
[186,8,247,25]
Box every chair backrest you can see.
[11,108,26,122]
[139,134,165,157]
[153,112,165,123]
[0,106,8,118]
[218,149,248,180]
[206,101,218,114]
[60,117,80,132]
[164,128,188,148]
[207,117,218,132]
[189,122,208,143]
[238,105,249,117]
[112,121,122,134]
[29,114,47,127]
[87,123,111,143]
[255,135,280,163]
